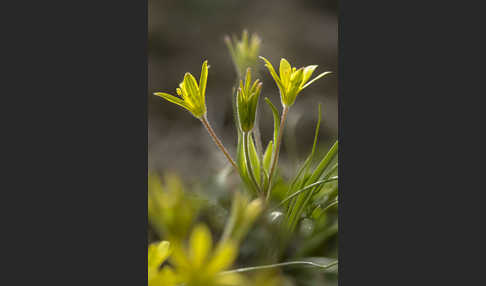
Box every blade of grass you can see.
[273,176,338,210]
[286,141,338,232]
[287,104,322,196]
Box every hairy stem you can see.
[200,115,238,170]
[243,131,262,194]
[266,105,289,200]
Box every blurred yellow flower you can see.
[154,60,209,119]
[225,30,261,78]
[170,224,245,286]
[260,57,331,107]
[148,173,199,241]
[148,241,177,286]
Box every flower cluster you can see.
[152,33,332,197]
[148,225,244,286]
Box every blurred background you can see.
[149,0,338,181]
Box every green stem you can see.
[200,115,238,170]
[266,105,289,200]
[220,260,338,274]
[243,131,262,194]
[322,199,338,212]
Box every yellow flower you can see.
[154,60,209,119]
[260,57,331,107]
[236,68,262,132]
[170,224,244,286]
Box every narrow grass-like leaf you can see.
[322,199,338,212]
[305,141,338,185]
[282,104,322,225]
[262,140,273,172]
[248,133,261,184]
[275,176,338,210]
[286,141,338,232]
[236,133,256,194]
[286,103,322,198]
[264,97,280,148]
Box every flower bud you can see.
[236,68,262,132]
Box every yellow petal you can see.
[302,71,332,89]
[148,241,171,270]
[206,241,238,274]
[178,83,195,107]
[168,243,191,270]
[149,266,177,286]
[302,65,318,85]
[279,58,291,87]
[259,56,285,95]
[183,73,200,104]
[154,92,189,110]
[199,60,208,104]
[189,224,213,268]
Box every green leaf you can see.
[264,97,280,151]
[287,103,322,196]
[306,141,338,185]
[236,134,255,194]
[248,133,261,184]
[275,176,338,209]
[286,141,338,232]
[263,140,273,172]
